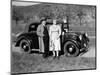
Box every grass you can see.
[11,52,96,74]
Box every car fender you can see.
[63,39,81,49]
[15,35,33,49]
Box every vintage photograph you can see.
[11,0,96,74]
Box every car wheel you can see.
[20,39,31,53]
[64,41,79,57]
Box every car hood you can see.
[65,32,83,36]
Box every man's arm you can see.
[36,25,44,37]
[58,25,61,36]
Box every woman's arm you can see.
[58,25,61,36]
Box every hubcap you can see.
[69,47,73,52]
[66,44,76,55]
[21,42,29,52]
[23,45,26,49]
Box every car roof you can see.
[24,22,53,32]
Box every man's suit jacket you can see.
[36,24,44,52]
[37,24,44,37]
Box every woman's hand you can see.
[56,35,60,39]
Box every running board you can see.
[31,49,44,54]
[31,49,40,51]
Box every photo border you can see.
[11,0,97,74]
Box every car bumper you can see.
[79,45,89,56]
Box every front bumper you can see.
[79,44,89,56]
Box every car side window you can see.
[28,23,38,32]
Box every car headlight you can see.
[64,29,68,32]
[84,43,86,47]
[79,35,82,40]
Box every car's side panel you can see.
[31,34,39,49]
[15,32,39,49]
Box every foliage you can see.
[12,4,96,26]
[12,8,24,24]
[77,8,87,26]
[38,5,54,19]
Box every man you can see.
[36,19,49,58]
[62,18,69,33]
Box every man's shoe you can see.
[43,54,46,58]
[53,56,56,59]
[43,54,48,58]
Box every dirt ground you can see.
[11,44,96,74]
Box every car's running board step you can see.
[32,49,40,51]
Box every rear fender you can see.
[15,36,33,49]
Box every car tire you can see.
[20,39,31,53]
[64,41,79,57]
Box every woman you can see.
[49,19,61,59]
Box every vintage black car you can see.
[15,22,89,57]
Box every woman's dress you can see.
[49,25,61,51]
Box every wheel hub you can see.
[67,45,76,54]
[21,42,29,52]
[64,41,79,57]
[69,47,73,52]
[23,45,26,49]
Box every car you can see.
[15,21,89,57]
